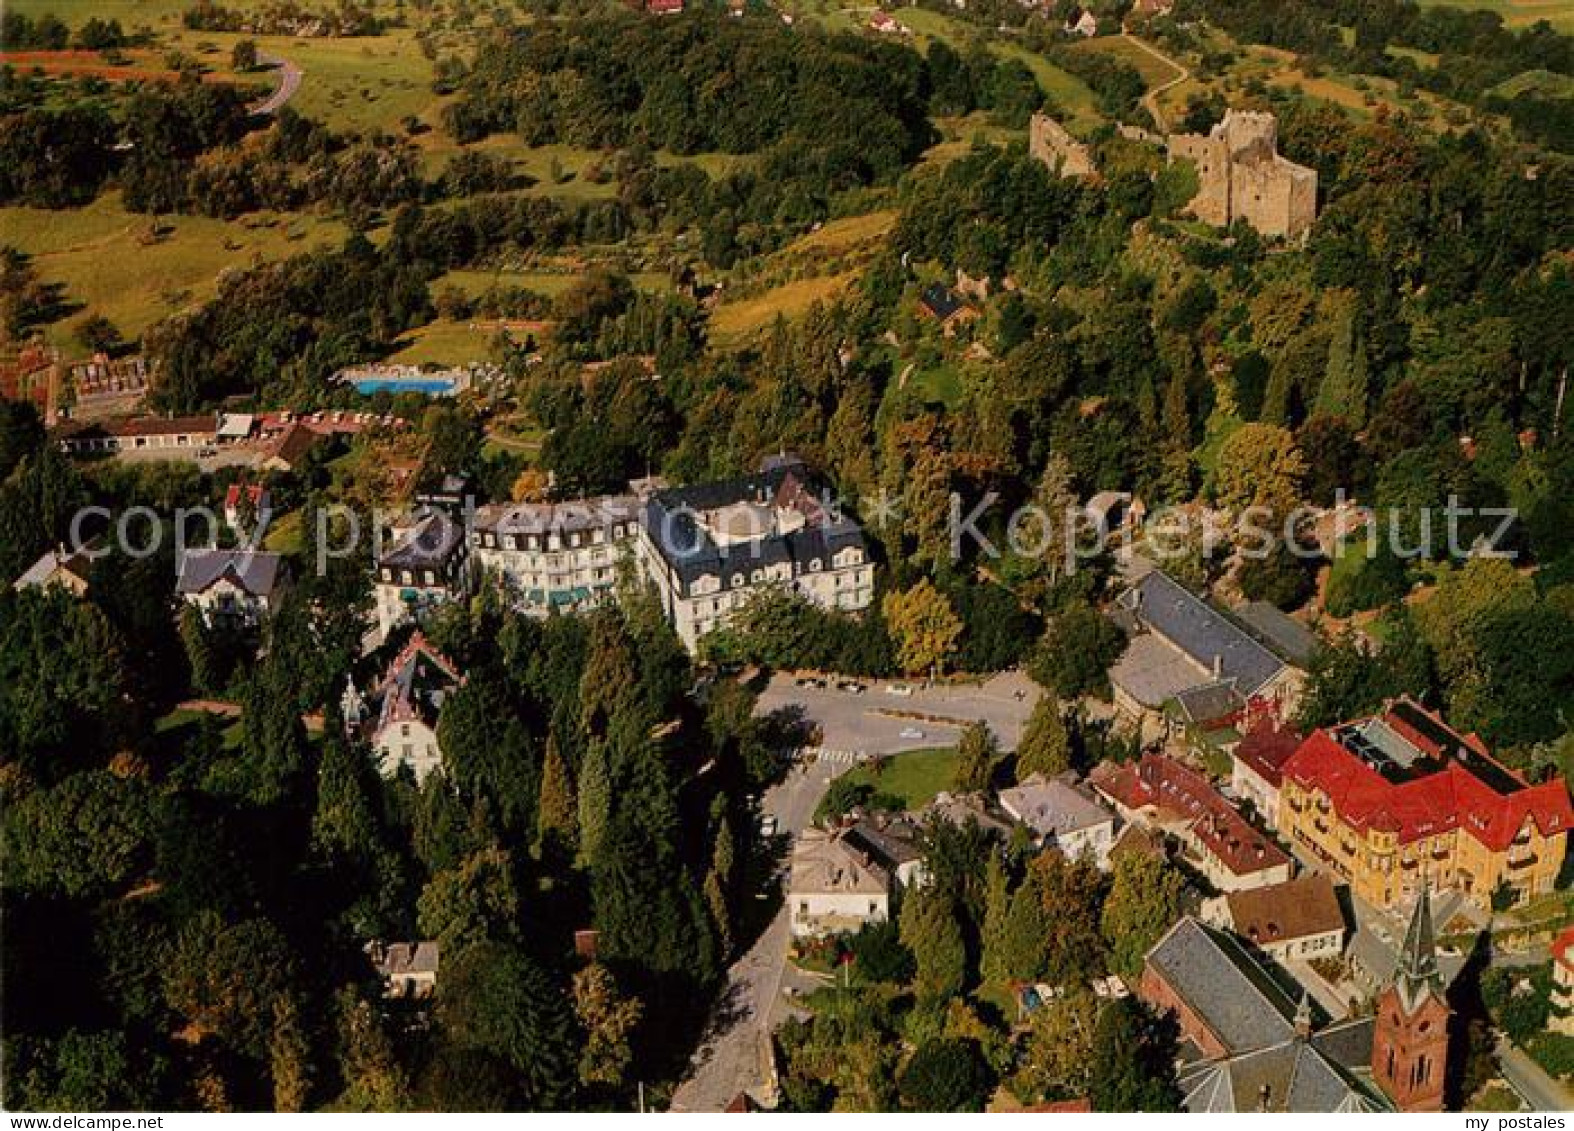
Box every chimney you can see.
[1213,654,1223,678]
[1257,1084,1273,1112]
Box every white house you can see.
[176,549,286,629]
[998,774,1118,868]
[348,632,463,782]
[787,827,891,937]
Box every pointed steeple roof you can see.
[1393,883,1444,1014]
[1294,990,1314,1038]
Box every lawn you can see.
[830,746,960,812]
[907,362,965,407]
[0,193,346,350]
[382,319,510,367]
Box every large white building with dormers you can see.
[471,495,643,616]
[636,455,875,651]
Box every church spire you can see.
[1395,882,1443,1013]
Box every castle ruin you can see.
[1166,110,1317,240]
[1029,113,1098,181]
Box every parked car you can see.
[899,727,925,740]
[886,683,914,697]
[759,814,779,837]
[837,680,865,694]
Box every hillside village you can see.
[3,0,1574,1117]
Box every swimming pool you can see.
[352,377,457,396]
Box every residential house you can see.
[1141,916,1392,1111]
[840,813,926,888]
[998,774,1117,868]
[1277,698,1573,909]
[12,543,95,596]
[1230,712,1303,828]
[1065,7,1099,36]
[223,483,272,532]
[1108,569,1306,741]
[374,509,470,639]
[637,456,874,652]
[176,549,286,629]
[366,940,439,1000]
[787,827,891,937]
[350,632,462,782]
[1091,753,1293,892]
[472,493,643,616]
[917,283,981,337]
[1552,926,1574,1036]
[257,421,324,474]
[1201,874,1347,964]
[867,9,909,34]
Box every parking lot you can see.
[754,669,1042,754]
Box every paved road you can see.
[755,669,1041,754]
[249,52,303,116]
[1498,1038,1574,1112]
[669,755,844,1112]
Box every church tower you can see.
[1371,885,1452,1112]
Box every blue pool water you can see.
[353,378,456,396]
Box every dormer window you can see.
[810,558,822,571]
[732,574,744,588]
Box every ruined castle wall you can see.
[1030,113,1097,181]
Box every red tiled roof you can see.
[1553,926,1574,974]
[1233,714,1302,788]
[1092,754,1290,878]
[1280,714,1574,851]
[224,483,269,510]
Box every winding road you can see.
[1122,33,1189,134]
[249,51,303,116]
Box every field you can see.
[709,271,859,343]
[1068,34,1186,90]
[0,193,346,350]
[828,746,960,812]
[1418,0,1574,31]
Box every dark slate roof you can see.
[1178,1031,1387,1112]
[379,510,465,570]
[641,459,867,593]
[1235,601,1319,667]
[1145,917,1297,1056]
[1172,680,1248,726]
[1118,571,1287,696]
[176,549,285,597]
[842,816,924,870]
[919,282,966,321]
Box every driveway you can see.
[249,52,303,116]
[754,669,1041,754]
[669,755,844,1112]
